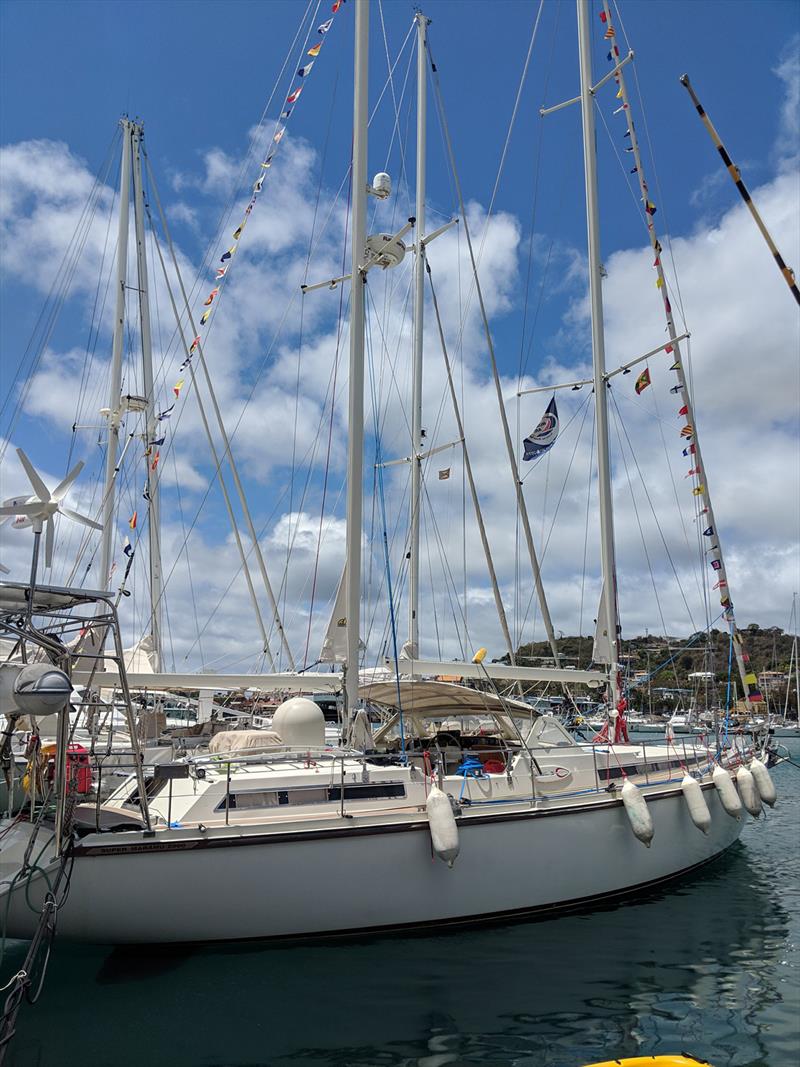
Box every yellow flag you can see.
[616,86,623,99]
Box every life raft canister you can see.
[41,742,92,795]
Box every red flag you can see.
[678,405,688,416]
[664,344,673,354]
[599,9,607,21]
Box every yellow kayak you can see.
[582,1058,712,1067]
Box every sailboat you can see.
[0,0,779,946]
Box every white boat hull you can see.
[4,781,742,944]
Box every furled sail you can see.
[319,565,364,663]
[592,583,613,665]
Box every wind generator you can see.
[0,447,101,597]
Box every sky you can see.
[0,0,798,675]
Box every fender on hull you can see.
[5,784,743,945]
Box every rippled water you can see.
[5,740,799,1067]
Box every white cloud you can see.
[774,34,800,171]
[1,52,798,674]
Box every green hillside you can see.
[503,624,798,711]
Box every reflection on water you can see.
[5,752,799,1067]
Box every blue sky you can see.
[1,0,798,670]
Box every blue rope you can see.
[721,625,734,748]
[456,756,486,798]
[366,308,406,763]
[628,610,727,688]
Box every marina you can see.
[0,0,798,1064]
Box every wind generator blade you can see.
[45,516,55,568]
[0,503,46,518]
[16,448,51,503]
[51,460,86,503]
[60,507,102,531]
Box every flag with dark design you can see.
[523,396,559,461]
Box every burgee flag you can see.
[523,396,560,461]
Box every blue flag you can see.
[523,396,559,461]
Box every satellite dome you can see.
[272,697,325,749]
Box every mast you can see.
[408,10,428,659]
[577,0,620,707]
[600,0,758,708]
[344,0,369,721]
[131,123,163,670]
[99,119,133,593]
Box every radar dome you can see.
[272,697,325,749]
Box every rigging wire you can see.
[608,388,698,632]
[302,105,351,667]
[610,0,689,330]
[0,128,121,462]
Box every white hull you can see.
[4,781,742,944]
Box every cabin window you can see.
[126,777,168,805]
[215,781,406,812]
[327,782,406,801]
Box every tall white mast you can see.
[131,123,164,670]
[408,11,429,660]
[577,0,620,707]
[344,0,369,719]
[99,119,133,594]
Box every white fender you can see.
[681,773,711,834]
[621,779,654,847]
[426,785,460,867]
[712,765,742,819]
[749,757,776,807]
[736,765,763,818]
